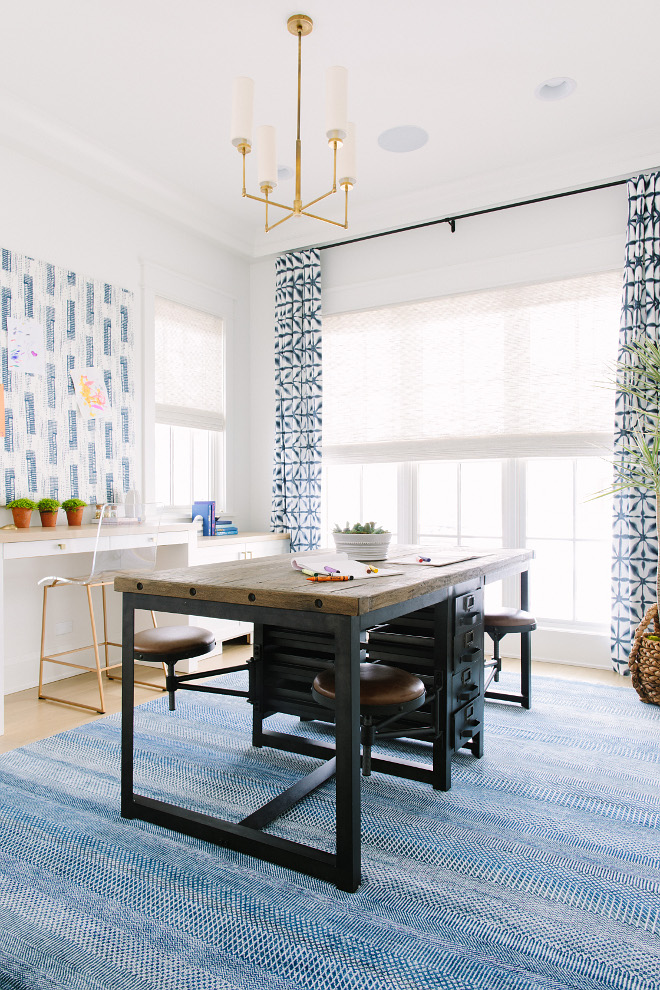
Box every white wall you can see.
[0,144,253,696]
[0,143,252,514]
[249,184,629,530]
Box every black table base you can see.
[120,571,528,891]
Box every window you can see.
[154,298,224,506]
[321,271,621,636]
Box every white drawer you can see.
[244,539,290,559]
[192,544,245,565]
[108,533,158,551]
[4,537,105,559]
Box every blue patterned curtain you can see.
[270,249,322,552]
[611,172,660,673]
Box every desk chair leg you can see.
[105,599,167,690]
[87,584,107,713]
[102,584,111,673]
[38,586,48,701]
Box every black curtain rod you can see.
[317,176,631,252]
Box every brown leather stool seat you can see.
[312,663,426,776]
[484,607,536,635]
[134,625,216,710]
[484,607,536,708]
[134,626,216,663]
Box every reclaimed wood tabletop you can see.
[115,545,533,617]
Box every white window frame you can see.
[322,454,612,667]
[140,262,235,509]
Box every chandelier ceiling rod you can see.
[230,14,356,233]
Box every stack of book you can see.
[216,518,238,535]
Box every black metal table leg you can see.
[120,595,136,819]
[520,569,532,710]
[333,615,362,892]
[251,624,265,748]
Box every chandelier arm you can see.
[301,188,337,212]
[265,211,296,233]
[300,209,348,229]
[243,192,296,212]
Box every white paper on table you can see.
[291,552,402,579]
[6,316,46,375]
[387,547,494,567]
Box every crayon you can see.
[306,575,354,582]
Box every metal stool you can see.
[312,663,426,775]
[484,607,536,709]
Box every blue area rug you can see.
[0,672,658,990]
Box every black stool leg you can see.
[492,632,503,681]
[165,661,177,710]
[361,718,375,777]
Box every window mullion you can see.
[502,457,522,606]
[398,462,414,543]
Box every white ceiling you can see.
[1,1,659,258]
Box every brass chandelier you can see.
[230,13,356,233]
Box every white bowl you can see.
[332,532,392,560]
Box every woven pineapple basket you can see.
[629,604,660,705]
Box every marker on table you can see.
[306,575,354,582]
[366,566,379,573]
[324,566,341,574]
[418,556,431,563]
[301,567,324,577]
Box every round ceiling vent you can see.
[535,77,577,101]
[377,125,429,153]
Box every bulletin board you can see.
[0,246,136,505]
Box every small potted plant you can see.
[62,498,87,526]
[332,521,392,560]
[37,498,61,527]
[6,498,38,528]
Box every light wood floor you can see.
[0,648,631,755]
[0,642,253,754]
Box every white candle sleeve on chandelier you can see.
[256,125,278,190]
[230,76,254,148]
[325,66,348,142]
[337,121,357,187]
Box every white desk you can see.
[0,524,290,733]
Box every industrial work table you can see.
[116,546,533,891]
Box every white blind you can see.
[322,271,622,463]
[154,297,224,431]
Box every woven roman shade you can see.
[322,271,622,463]
[154,297,224,431]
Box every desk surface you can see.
[0,525,290,546]
[115,545,533,616]
[0,522,193,543]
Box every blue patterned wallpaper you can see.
[0,247,135,504]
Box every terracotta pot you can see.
[11,507,32,528]
[39,510,59,528]
[65,508,84,526]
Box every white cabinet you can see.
[188,534,290,651]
